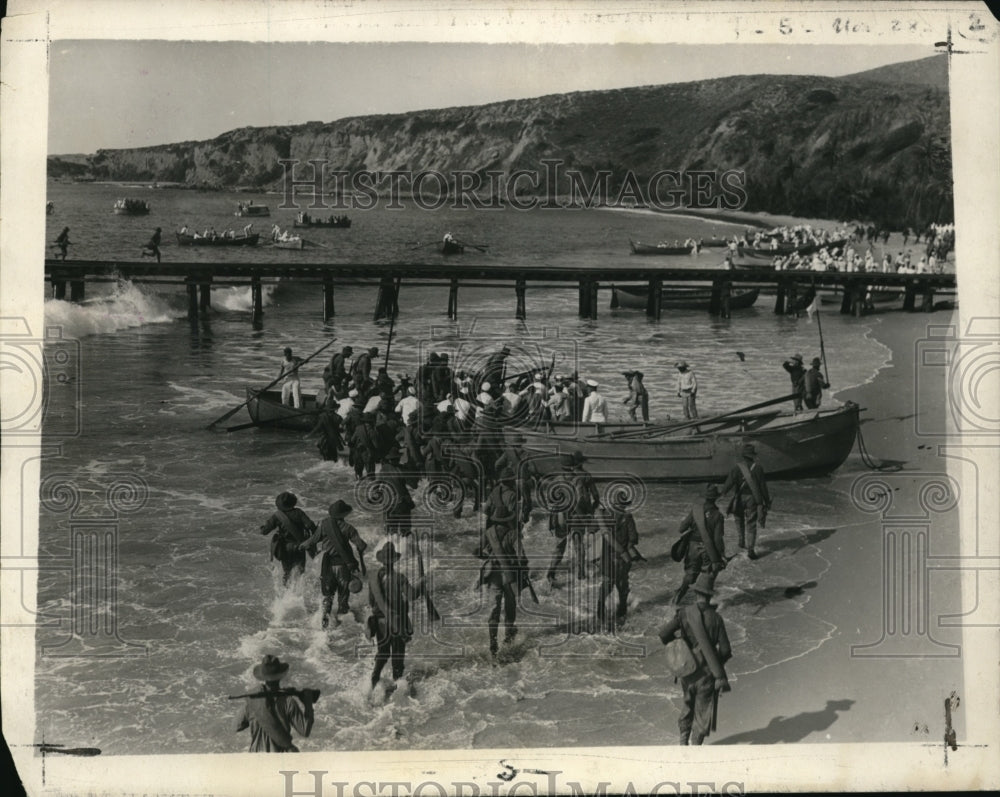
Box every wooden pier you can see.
[44,259,956,325]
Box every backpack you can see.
[664,637,698,678]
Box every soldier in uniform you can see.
[298,500,367,628]
[368,541,426,691]
[545,450,600,585]
[479,469,530,658]
[235,654,318,752]
[259,492,317,586]
[657,573,732,745]
[671,484,726,604]
[721,442,771,560]
[594,492,643,629]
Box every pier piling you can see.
[646,278,663,320]
[774,282,786,315]
[515,278,526,320]
[323,276,335,319]
[447,278,459,320]
[186,279,198,320]
[251,275,263,328]
[199,276,212,313]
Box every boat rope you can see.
[855,425,903,472]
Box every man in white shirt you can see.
[396,385,420,420]
[337,388,357,419]
[581,379,608,423]
[501,382,521,417]
[477,381,494,408]
[675,361,698,419]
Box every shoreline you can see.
[713,308,964,744]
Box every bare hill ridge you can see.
[50,58,952,226]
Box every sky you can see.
[48,40,938,154]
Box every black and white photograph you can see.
[1,1,998,794]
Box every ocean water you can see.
[35,182,893,754]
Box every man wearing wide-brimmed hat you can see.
[671,484,726,605]
[299,499,368,628]
[235,654,317,752]
[545,450,600,585]
[675,360,698,420]
[595,489,643,630]
[803,357,830,409]
[348,410,379,480]
[260,492,317,586]
[494,432,537,524]
[377,446,417,536]
[657,573,732,745]
[721,442,771,560]
[323,344,353,395]
[782,353,806,411]
[367,541,426,690]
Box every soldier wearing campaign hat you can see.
[720,443,771,559]
[299,500,368,627]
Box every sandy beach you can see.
[708,306,964,746]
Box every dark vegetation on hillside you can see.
[49,56,952,227]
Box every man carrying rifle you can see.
[657,574,732,745]
[234,654,319,752]
[479,468,533,659]
[671,484,726,605]
[298,500,367,628]
[595,491,644,630]
[545,451,600,585]
[260,492,317,586]
[721,442,771,560]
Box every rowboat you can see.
[245,388,322,431]
[699,237,730,248]
[443,239,465,255]
[629,239,696,255]
[113,198,150,215]
[504,402,861,481]
[738,238,848,258]
[176,232,260,247]
[272,236,305,250]
[293,213,351,228]
[611,285,760,311]
[235,203,270,217]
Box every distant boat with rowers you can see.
[270,225,305,249]
[611,285,760,311]
[176,230,260,247]
[293,212,352,228]
[629,239,697,256]
[503,401,861,482]
[235,202,270,217]
[442,236,464,255]
[113,198,150,215]
[245,388,321,431]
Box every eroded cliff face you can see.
[52,57,952,227]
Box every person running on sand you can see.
[141,228,162,262]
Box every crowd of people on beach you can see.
[232,341,842,753]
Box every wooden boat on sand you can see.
[611,285,760,311]
[504,401,861,482]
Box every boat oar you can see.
[456,240,488,252]
[592,393,799,440]
[206,338,337,429]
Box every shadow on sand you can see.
[713,699,855,744]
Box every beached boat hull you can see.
[176,232,260,247]
[503,403,860,481]
[611,285,760,311]
[245,388,321,431]
[629,240,696,255]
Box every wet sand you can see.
[711,308,965,745]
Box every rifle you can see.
[228,688,321,702]
[711,688,720,733]
[413,536,441,622]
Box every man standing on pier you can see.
[721,443,771,560]
[141,227,162,263]
[658,574,732,745]
[675,361,698,419]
